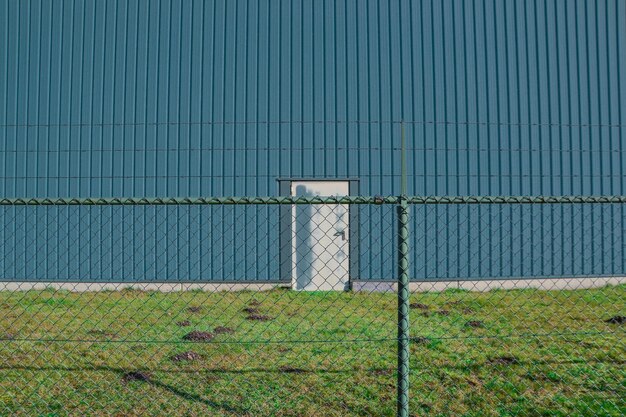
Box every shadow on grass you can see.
[115,367,253,415]
[2,356,624,376]
[2,364,396,416]
[0,364,390,375]
[142,377,244,414]
[0,365,399,416]
[1,365,247,415]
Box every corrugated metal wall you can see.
[0,0,625,282]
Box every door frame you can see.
[277,178,360,290]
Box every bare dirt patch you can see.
[2,333,14,340]
[182,331,214,341]
[465,320,484,328]
[605,316,625,324]
[121,371,152,384]
[213,326,235,334]
[242,305,273,321]
[176,320,191,327]
[436,310,450,316]
[248,299,261,306]
[187,306,203,313]
[410,303,430,310]
[369,368,393,376]
[410,336,430,345]
[87,329,117,339]
[170,351,203,362]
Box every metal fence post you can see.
[397,196,410,417]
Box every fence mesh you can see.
[0,196,624,416]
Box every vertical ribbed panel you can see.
[0,0,624,282]
[1,0,624,198]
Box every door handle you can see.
[333,230,347,241]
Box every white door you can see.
[291,181,350,291]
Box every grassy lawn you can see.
[0,284,624,416]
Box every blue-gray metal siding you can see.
[0,0,624,282]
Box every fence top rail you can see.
[0,196,398,205]
[1,195,626,206]
[407,195,626,204]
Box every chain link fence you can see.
[0,196,624,416]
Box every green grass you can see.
[0,285,624,416]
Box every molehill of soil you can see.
[121,371,152,384]
[246,314,274,321]
[488,356,519,365]
[182,331,214,341]
[213,326,235,334]
[171,351,203,362]
[278,365,306,374]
